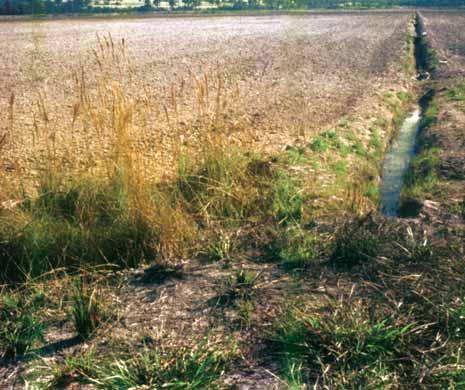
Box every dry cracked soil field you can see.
[0,11,410,181]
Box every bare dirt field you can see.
[421,10,465,79]
[0,12,411,181]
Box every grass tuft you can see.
[212,268,257,307]
[330,220,380,269]
[269,224,316,271]
[0,290,44,360]
[273,295,414,388]
[35,338,235,389]
[0,176,157,282]
[70,280,106,340]
[402,147,441,205]
[446,82,465,102]
[271,171,303,224]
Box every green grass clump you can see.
[330,221,380,269]
[446,82,465,104]
[33,349,99,389]
[402,147,441,203]
[352,139,368,157]
[271,171,303,224]
[447,297,465,339]
[203,229,234,262]
[459,198,465,221]
[420,100,439,129]
[285,147,308,165]
[309,136,329,153]
[273,298,414,388]
[37,339,234,389]
[70,280,106,340]
[330,160,347,177]
[100,344,230,389]
[270,224,316,271]
[313,129,349,154]
[0,290,45,359]
[396,90,411,103]
[369,126,383,157]
[0,176,156,283]
[445,82,465,111]
[362,181,380,203]
[212,269,257,307]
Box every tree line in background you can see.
[0,0,462,17]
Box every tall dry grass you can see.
[0,35,289,283]
[0,35,384,283]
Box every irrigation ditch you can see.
[380,11,437,218]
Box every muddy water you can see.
[380,108,422,217]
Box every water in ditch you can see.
[380,108,422,217]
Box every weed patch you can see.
[212,268,257,307]
[402,147,441,204]
[269,224,317,271]
[446,82,465,102]
[270,171,303,224]
[31,338,235,389]
[0,290,45,360]
[330,219,380,269]
[273,295,414,388]
[70,280,108,340]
